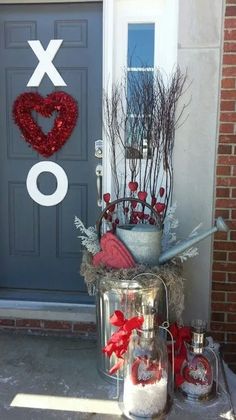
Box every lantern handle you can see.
[129,272,169,327]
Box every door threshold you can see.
[0,300,96,323]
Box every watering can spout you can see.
[158,217,228,265]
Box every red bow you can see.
[168,323,191,387]
[103,310,144,375]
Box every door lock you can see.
[95,139,103,159]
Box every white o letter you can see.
[26,161,68,206]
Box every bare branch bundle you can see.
[104,67,188,222]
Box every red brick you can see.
[211,322,236,331]
[228,313,236,322]
[218,144,233,154]
[43,321,71,330]
[227,333,236,342]
[223,54,236,65]
[216,187,230,198]
[216,198,236,208]
[228,292,236,301]
[220,112,236,122]
[222,344,236,356]
[218,155,236,164]
[230,231,236,239]
[226,6,236,16]
[213,251,228,262]
[219,134,236,143]
[213,261,236,271]
[16,319,42,328]
[232,165,236,175]
[221,89,236,99]
[232,209,236,218]
[228,220,236,229]
[73,322,96,332]
[211,312,225,322]
[214,241,235,250]
[227,0,236,5]
[212,271,227,281]
[210,331,225,342]
[223,353,236,362]
[214,232,228,241]
[217,177,236,186]
[215,209,230,218]
[0,319,15,326]
[219,122,235,132]
[228,273,236,281]
[223,63,236,73]
[220,101,235,111]
[212,302,236,311]
[224,29,236,41]
[212,291,226,301]
[213,282,236,291]
[225,18,236,28]
[232,188,236,197]
[216,165,231,175]
[213,251,228,260]
[221,77,236,88]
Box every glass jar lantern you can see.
[178,320,219,401]
[121,273,173,419]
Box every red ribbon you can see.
[168,323,191,387]
[103,310,144,374]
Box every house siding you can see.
[211,0,236,373]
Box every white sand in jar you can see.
[123,376,167,417]
[180,381,212,397]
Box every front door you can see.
[0,3,102,303]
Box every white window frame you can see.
[103,0,179,196]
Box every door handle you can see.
[96,164,103,207]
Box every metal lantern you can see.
[120,273,174,419]
[177,319,219,401]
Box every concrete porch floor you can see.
[0,331,119,420]
[0,331,235,420]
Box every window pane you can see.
[127,70,154,114]
[128,23,155,68]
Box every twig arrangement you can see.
[104,67,188,222]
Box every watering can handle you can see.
[96,197,162,240]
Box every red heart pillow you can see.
[13,91,78,157]
[92,232,135,269]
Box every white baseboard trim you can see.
[0,300,96,323]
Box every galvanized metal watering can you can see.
[117,216,228,266]
[98,198,228,266]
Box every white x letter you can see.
[27,40,67,87]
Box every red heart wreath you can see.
[12,91,78,157]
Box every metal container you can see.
[116,224,162,266]
[96,276,163,383]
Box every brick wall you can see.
[0,318,96,338]
[211,0,236,373]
